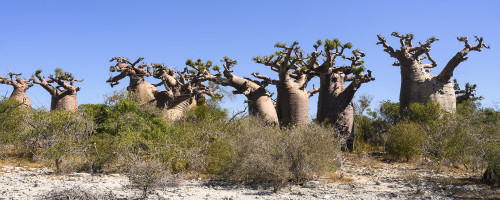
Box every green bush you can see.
[23,110,94,173]
[406,101,442,123]
[0,99,31,156]
[386,121,425,161]
[484,144,500,186]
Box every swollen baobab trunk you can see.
[307,39,374,151]
[254,42,318,126]
[187,57,279,124]
[0,73,33,108]
[107,57,156,104]
[151,61,219,123]
[377,33,489,114]
[31,69,82,111]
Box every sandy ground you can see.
[1,155,499,200]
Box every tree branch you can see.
[377,34,396,57]
[438,36,490,80]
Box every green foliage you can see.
[375,100,400,124]
[23,109,94,172]
[484,144,500,186]
[426,36,438,44]
[344,42,353,49]
[350,64,366,76]
[356,97,500,184]
[386,121,425,161]
[185,100,227,122]
[457,37,468,42]
[406,101,442,123]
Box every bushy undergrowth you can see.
[354,98,500,185]
[0,92,341,188]
[224,120,340,189]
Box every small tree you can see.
[454,79,483,104]
[377,33,489,114]
[0,72,33,108]
[31,69,82,111]
[107,57,157,104]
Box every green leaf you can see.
[344,42,353,49]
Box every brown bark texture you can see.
[307,39,375,151]
[195,57,279,124]
[0,73,33,108]
[31,69,82,111]
[107,57,156,104]
[377,33,489,114]
[253,42,317,126]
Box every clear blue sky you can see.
[1,0,499,116]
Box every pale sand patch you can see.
[1,155,499,199]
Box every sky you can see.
[1,0,499,117]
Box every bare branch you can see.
[438,36,489,80]
[377,34,396,57]
[251,72,279,85]
[307,86,320,97]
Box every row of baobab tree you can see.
[0,33,488,151]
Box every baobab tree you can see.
[453,79,482,104]
[253,42,319,126]
[0,72,33,107]
[377,32,489,114]
[306,39,375,151]
[192,57,279,124]
[31,68,82,111]
[107,57,156,103]
[151,61,218,122]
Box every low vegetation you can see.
[354,97,500,185]
[1,90,499,195]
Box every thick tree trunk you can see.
[276,80,309,126]
[128,77,156,104]
[229,75,279,124]
[10,88,31,108]
[247,91,278,123]
[399,61,455,114]
[51,92,78,111]
[317,72,355,151]
[163,97,196,122]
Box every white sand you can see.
[1,157,497,199]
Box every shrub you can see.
[223,119,340,190]
[126,159,172,199]
[23,110,94,173]
[386,121,425,161]
[406,101,442,123]
[484,145,500,187]
[0,99,31,156]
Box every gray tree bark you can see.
[254,42,317,126]
[107,57,156,104]
[197,57,278,124]
[0,73,33,108]
[151,61,218,123]
[377,33,489,114]
[308,39,374,151]
[32,69,82,111]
